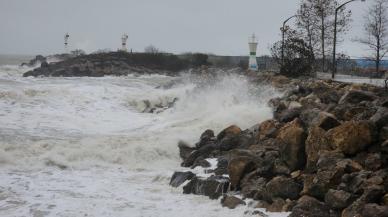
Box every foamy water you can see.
[0,63,287,217]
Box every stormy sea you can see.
[0,56,287,217]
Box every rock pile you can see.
[170,75,388,217]
[22,52,189,77]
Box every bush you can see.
[271,37,314,77]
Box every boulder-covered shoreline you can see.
[170,75,388,217]
[22,52,197,77]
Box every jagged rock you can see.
[370,107,388,129]
[196,129,215,149]
[305,126,332,172]
[228,156,257,190]
[335,159,363,173]
[364,153,382,171]
[277,118,307,171]
[317,89,340,104]
[211,157,228,175]
[217,125,250,151]
[282,199,298,212]
[289,195,336,217]
[342,185,385,217]
[241,173,267,199]
[191,157,211,169]
[181,141,219,167]
[361,203,388,217]
[21,55,47,67]
[341,171,372,194]
[314,111,340,131]
[257,119,278,140]
[339,90,377,104]
[324,189,352,209]
[178,141,195,161]
[302,169,343,200]
[221,195,246,209]
[300,108,321,128]
[266,198,286,212]
[275,108,302,123]
[365,176,384,186]
[266,176,302,201]
[316,151,345,171]
[327,121,373,155]
[169,171,195,187]
[183,175,229,200]
[217,125,242,140]
[331,104,368,121]
[268,98,287,115]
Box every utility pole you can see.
[332,0,366,79]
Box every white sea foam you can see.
[0,65,287,217]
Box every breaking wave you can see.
[0,68,278,170]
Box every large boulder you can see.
[341,185,385,217]
[370,107,388,129]
[178,141,195,161]
[169,171,195,187]
[331,104,368,121]
[217,125,242,140]
[327,121,374,155]
[339,90,377,104]
[183,175,229,199]
[289,195,336,217]
[302,170,343,200]
[277,118,307,171]
[227,156,257,190]
[324,189,352,209]
[257,119,279,140]
[305,126,332,172]
[240,174,268,199]
[216,125,253,151]
[314,112,341,131]
[275,108,302,123]
[265,176,302,201]
[220,195,246,209]
[361,203,388,217]
[195,129,215,149]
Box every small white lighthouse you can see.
[121,34,129,52]
[64,33,70,53]
[248,34,258,71]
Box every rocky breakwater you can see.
[23,52,189,77]
[170,75,388,217]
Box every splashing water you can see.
[0,64,287,217]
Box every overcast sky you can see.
[0,0,375,58]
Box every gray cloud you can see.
[0,0,370,58]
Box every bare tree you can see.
[297,0,351,72]
[356,0,388,74]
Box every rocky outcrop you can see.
[23,52,190,77]
[170,75,388,216]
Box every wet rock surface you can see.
[170,75,388,216]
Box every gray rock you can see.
[183,175,229,199]
[169,171,195,188]
[221,195,246,209]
